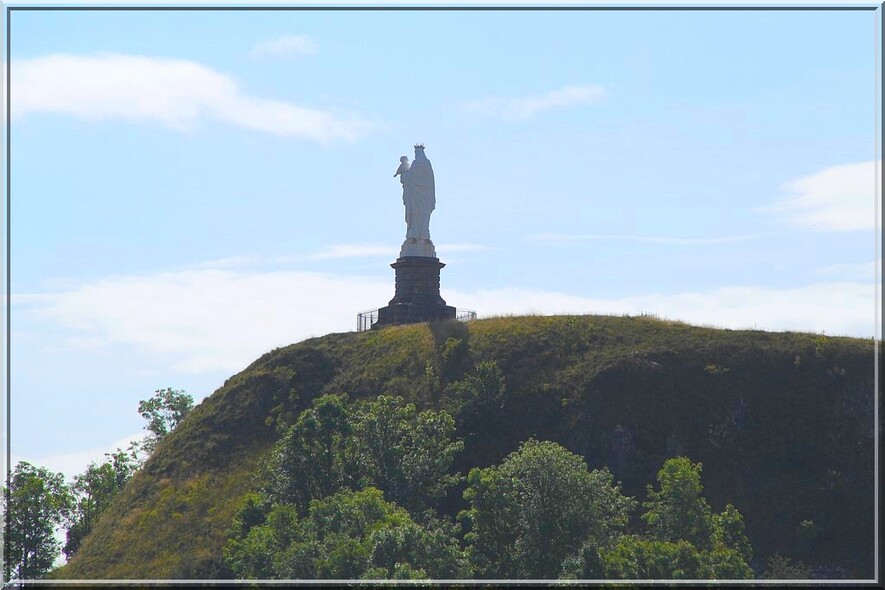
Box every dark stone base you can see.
[373,257,456,328]
[376,302,456,326]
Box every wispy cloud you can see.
[11,53,373,144]
[306,244,399,260]
[526,233,778,245]
[16,263,877,382]
[760,160,879,232]
[180,243,488,268]
[306,242,487,259]
[448,282,877,339]
[462,84,606,121]
[251,34,319,58]
[18,269,392,374]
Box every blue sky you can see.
[4,4,880,486]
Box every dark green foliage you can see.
[430,319,472,385]
[712,504,752,564]
[230,492,268,539]
[350,395,462,513]
[234,400,757,581]
[225,503,299,578]
[265,393,462,516]
[223,394,467,580]
[137,387,195,455]
[642,457,713,548]
[461,440,635,579]
[599,457,753,580]
[225,488,468,579]
[697,546,754,579]
[363,514,468,579]
[444,360,506,437]
[560,542,606,579]
[602,536,701,579]
[64,450,137,558]
[3,462,72,579]
[265,393,353,513]
[598,534,752,580]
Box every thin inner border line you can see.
[2,2,880,586]
[5,5,882,11]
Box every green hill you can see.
[56,314,877,579]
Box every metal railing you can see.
[357,309,379,332]
[456,309,477,322]
[357,308,477,332]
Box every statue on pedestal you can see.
[362,142,460,328]
[396,144,436,257]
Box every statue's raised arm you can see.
[399,144,436,257]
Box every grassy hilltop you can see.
[56,314,877,579]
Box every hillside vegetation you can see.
[57,314,876,579]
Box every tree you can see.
[350,395,463,514]
[711,503,752,564]
[265,393,354,513]
[596,534,753,580]
[444,361,506,436]
[225,488,469,580]
[697,546,754,579]
[3,462,72,580]
[601,457,754,580]
[228,394,467,580]
[461,439,635,579]
[137,388,194,455]
[362,513,468,580]
[265,394,462,516]
[560,541,607,580]
[601,535,701,579]
[641,457,713,549]
[63,449,137,558]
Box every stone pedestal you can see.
[374,257,456,327]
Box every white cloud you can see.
[304,243,487,259]
[251,34,319,58]
[307,244,399,260]
[180,243,487,267]
[15,264,878,383]
[18,269,392,374]
[11,53,373,143]
[526,233,777,245]
[462,84,606,121]
[448,282,878,338]
[761,160,880,232]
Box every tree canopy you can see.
[461,439,635,579]
[3,462,72,580]
[224,389,756,582]
[265,393,462,515]
[137,387,194,455]
[225,488,468,579]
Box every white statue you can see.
[398,144,436,257]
